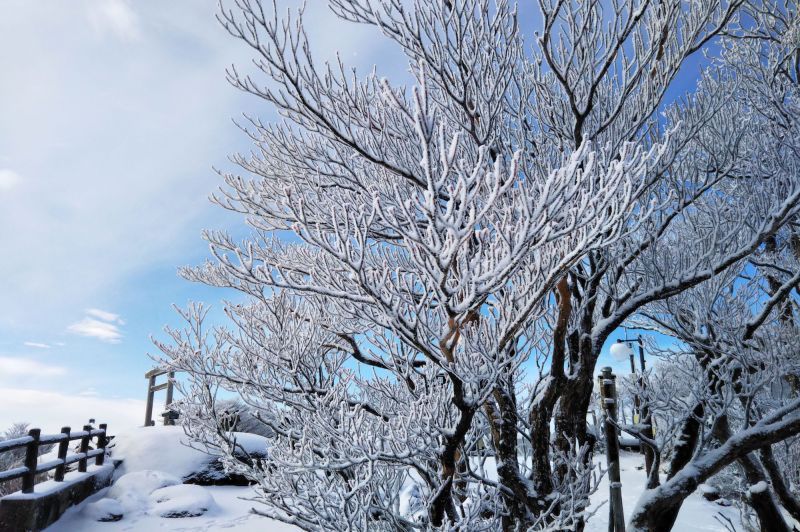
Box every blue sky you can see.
[0,0,406,432]
[0,0,695,433]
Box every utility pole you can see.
[600,367,626,532]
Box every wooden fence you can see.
[0,424,109,494]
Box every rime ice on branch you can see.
[155,1,800,530]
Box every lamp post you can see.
[599,367,625,532]
[609,334,655,481]
[610,339,639,421]
[610,340,636,374]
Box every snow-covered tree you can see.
[156,0,800,530]
[622,5,800,530]
[627,263,800,530]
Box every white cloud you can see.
[0,356,66,378]
[86,308,123,324]
[0,2,400,343]
[24,341,51,349]
[0,168,20,190]
[67,317,123,343]
[87,0,141,41]
[0,387,144,433]
[0,2,251,333]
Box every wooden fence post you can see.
[144,374,156,426]
[96,424,108,466]
[78,425,91,473]
[600,367,626,532]
[54,426,71,481]
[21,428,40,494]
[164,371,175,426]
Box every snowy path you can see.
[586,451,737,531]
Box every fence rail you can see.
[0,424,109,494]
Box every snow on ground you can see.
[47,485,299,531]
[44,426,294,531]
[83,497,124,522]
[41,427,734,531]
[586,451,737,531]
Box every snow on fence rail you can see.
[0,424,109,494]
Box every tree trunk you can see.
[486,379,537,531]
[528,277,572,519]
[737,453,790,532]
[552,370,595,532]
[667,403,704,479]
[713,416,790,532]
[529,403,555,497]
[554,372,594,459]
[760,444,800,522]
[429,400,476,526]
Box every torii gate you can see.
[143,368,176,426]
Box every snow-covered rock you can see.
[110,426,269,486]
[183,434,269,486]
[42,416,280,530]
[749,480,768,494]
[149,484,216,518]
[107,470,181,513]
[83,498,124,522]
[48,485,301,531]
[111,427,210,480]
[100,469,216,520]
[698,483,720,501]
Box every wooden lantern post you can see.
[600,367,626,532]
[144,369,176,427]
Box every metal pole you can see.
[630,348,640,421]
[637,335,646,373]
[637,338,655,480]
[600,367,626,532]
